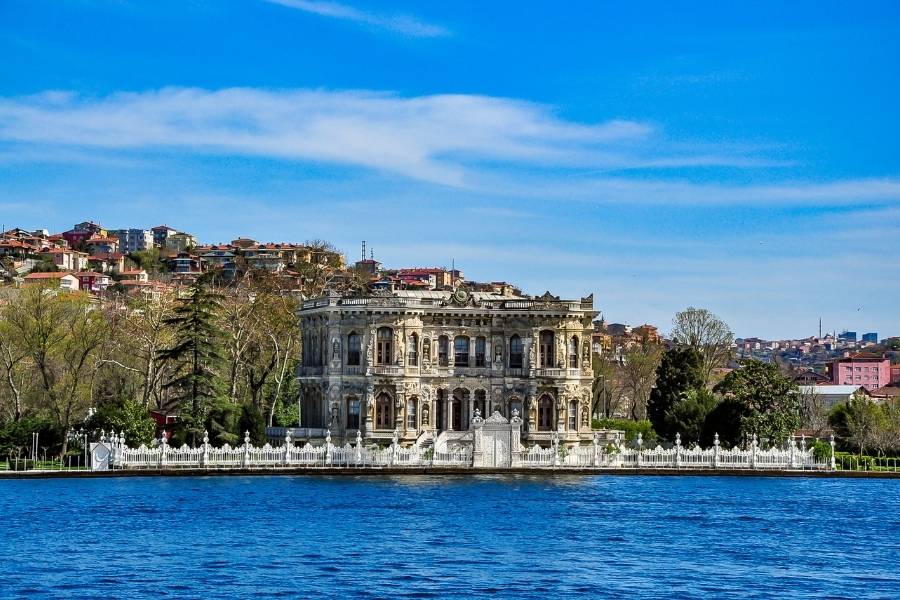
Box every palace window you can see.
[376,327,393,365]
[438,335,449,367]
[407,333,418,366]
[509,335,523,369]
[347,332,361,366]
[568,400,577,431]
[407,397,417,430]
[475,337,486,367]
[455,336,470,367]
[376,392,392,429]
[538,395,553,431]
[569,336,579,368]
[540,330,555,368]
[347,397,360,430]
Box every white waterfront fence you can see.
[94,429,835,472]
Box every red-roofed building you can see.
[85,236,120,255]
[88,252,126,274]
[75,271,111,293]
[44,248,90,272]
[23,272,79,291]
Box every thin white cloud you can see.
[265,0,449,38]
[0,87,788,189]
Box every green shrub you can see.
[592,418,657,445]
[811,439,833,461]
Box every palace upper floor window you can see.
[568,335,579,368]
[509,334,523,369]
[376,327,393,365]
[407,333,418,366]
[475,336,486,367]
[539,330,554,368]
[347,332,361,366]
[438,335,449,367]
[454,336,470,367]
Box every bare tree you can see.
[592,356,625,419]
[798,387,829,435]
[620,346,662,420]
[670,307,734,384]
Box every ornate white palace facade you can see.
[296,288,599,449]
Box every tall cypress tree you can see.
[647,347,704,440]
[157,275,223,445]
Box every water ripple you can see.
[0,474,898,598]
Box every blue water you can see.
[1,475,898,599]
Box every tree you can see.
[3,286,108,456]
[619,345,662,420]
[84,398,157,446]
[591,355,624,419]
[797,386,829,435]
[0,305,30,421]
[713,360,801,446]
[647,347,704,440]
[664,387,719,446]
[670,307,734,384]
[156,276,223,445]
[700,397,745,448]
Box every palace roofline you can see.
[301,288,596,313]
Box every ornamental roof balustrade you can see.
[301,291,594,313]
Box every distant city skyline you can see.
[2,0,899,339]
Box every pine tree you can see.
[647,347,704,440]
[157,276,223,445]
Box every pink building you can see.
[828,353,891,391]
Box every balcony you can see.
[534,368,565,379]
[372,365,402,376]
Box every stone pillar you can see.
[636,432,643,468]
[829,435,836,471]
[713,433,720,468]
[202,430,210,467]
[447,396,454,431]
[674,432,682,469]
[242,430,251,469]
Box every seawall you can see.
[1,467,898,480]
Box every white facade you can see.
[297,289,598,449]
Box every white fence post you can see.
[283,431,291,466]
[713,433,720,468]
[159,431,167,469]
[829,435,836,471]
[636,432,643,468]
[325,429,333,466]
[242,431,250,469]
[201,430,209,467]
[592,432,600,467]
[355,430,362,466]
[675,433,682,469]
[750,434,758,469]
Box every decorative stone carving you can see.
[422,404,430,426]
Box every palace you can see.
[296,288,598,450]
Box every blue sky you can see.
[1,0,899,339]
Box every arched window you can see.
[474,389,486,418]
[406,396,417,429]
[538,394,553,431]
[376,392,392,429]
[540,330,555,368]
[475,337,486,367]
[438,335,449,367]
[407,333,418,366]
[346,396,360,429]
[376,327,393,365]
[568,400,577,431]
[509,335,523,369]
[454,336,470,367]
[347,332,361,366]
[569,335,579,368]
